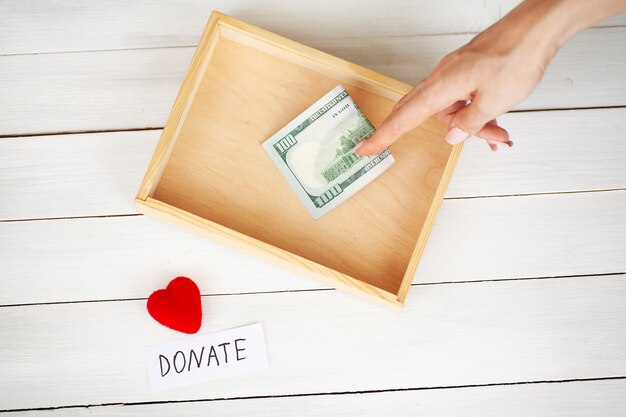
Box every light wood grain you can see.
[1,0,624,55]
[137,197,402,309]
[2,191,624,306]
[3,379,625,416]
[0,275,624,410]
[135,12,221,202]
[136,12,461,305]
[1,28,625,136]
[2,108,625,222]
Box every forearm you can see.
[505,0,626,49]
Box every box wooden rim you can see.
[136,11,463,308]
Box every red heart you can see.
[147,276,202,334]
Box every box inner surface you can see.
[153,29,451,295]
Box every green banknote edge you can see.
[270,90,392,209]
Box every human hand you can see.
[354,0,626,156]
[355,15,555,154]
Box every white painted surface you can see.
[1,1,625,415]
[1,0,624,55]
[3,379,626,417]
[1,28,626,136]
[1,109,624,222]
[0,131,156,221]
[1,191,625,305]
[0,0,505,54]
[1,276,625,410]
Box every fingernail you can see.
[353,141,364,152]
[506,141,514,147]
[445,127,469,145]
[489,143,498,152]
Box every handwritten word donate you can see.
[145,323,269,390]
[159,337,247,376]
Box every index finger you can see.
[354,81,455,156]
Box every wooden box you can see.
[136,11,462,308]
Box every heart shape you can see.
[147,276,202,334]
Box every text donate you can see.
[145,323,269,390]
[159,337,247,376]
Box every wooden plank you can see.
[4,379,625,416]
[0,0,498,55]
[1,0,624,55]
[0,275,624,410]
[1,28,625,136]
[314,27,626,112]
[448,108,626,198]
[1,191,624,305]
[0,131,155,221]
[415,190,626,283]
[0,47,193,136]
[2,109,624,222]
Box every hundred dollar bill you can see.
[262,85,395,219]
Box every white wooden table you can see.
[1,1,625,415]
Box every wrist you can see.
[499,0,570,59]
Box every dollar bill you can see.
[262,85,395,219]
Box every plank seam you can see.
[1,189,624,223]
[1,272,623,309]
[0,213,143,223]
[510,105,626,114]
[1,106,624,139]
[0,126,163,139]
[0,23,622,58]
[0,44,197,58]
[445,188,626,200]
[2,375,624,413]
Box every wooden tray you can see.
[136,11,462,309]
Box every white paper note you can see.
[145,323,269,390]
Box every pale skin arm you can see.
[354,0,626,155]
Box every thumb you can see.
[445,101,493,145]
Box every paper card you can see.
[145,323,269,390]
